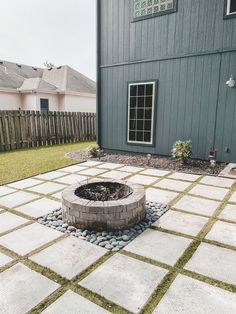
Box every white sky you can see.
[0,0,96,80]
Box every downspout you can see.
[96,0,101,146]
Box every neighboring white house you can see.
[0,61,96,112]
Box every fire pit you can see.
[62,178,146,230]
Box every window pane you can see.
[129,120,136,131]
[130,97,137,108]
[130,85,137,96]
[129,131,135,141]
[145,120,152,131]
[146,84,153,95]
[136,131,144,142]
[144,132,151,142]
[145,108,152,119]
[138,96,145,107]
[145,96,152,107]
[130,109,136,119]
[137,109,144,119]
[230,0,236,13]
[137,120,144,130]
[138,85,145,96]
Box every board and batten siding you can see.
[98,0,236,162]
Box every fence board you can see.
[0,110,96,151]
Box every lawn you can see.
[0,141,94,185]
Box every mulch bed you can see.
[67,150,226,176]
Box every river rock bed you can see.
[37,202,169,251]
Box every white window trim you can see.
[226,0,236,15]
[127,81,155,145]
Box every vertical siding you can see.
[215,52,236,162]
[100,0,236,66]
[100,54,222,160]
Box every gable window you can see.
[225,0,236,17]
[133,0,177,20]
[40,98,49,112]
[127,82,156,145]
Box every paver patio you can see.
[0,160,235,313]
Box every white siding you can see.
[0,91,21,110]
[63,94,96,113]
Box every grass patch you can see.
[0,141,94,185]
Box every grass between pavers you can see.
[0,141,95,185]
[0,164,236,313]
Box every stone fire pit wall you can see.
[62,179,146,230]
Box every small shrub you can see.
[88,144,101,158]
[172,140,192,164]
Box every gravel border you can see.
[38,202,169,251]
[66,150,225,176]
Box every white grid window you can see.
[134,0,174,18]
[226,0,236,15]
[127,82,155,145]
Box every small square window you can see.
[133,0,177,20]
[225,0,236,17]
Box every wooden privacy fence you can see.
[0,110,96,151]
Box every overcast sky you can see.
[0,0,96,80]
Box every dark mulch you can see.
[67,150,226,176]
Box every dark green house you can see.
[97,0,236,162]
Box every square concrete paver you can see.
[81,161,103,167]
[168,172,201,182]
[153,274,236,314]
[153,210,208,236]
[0,186,16,197]
[141,169,171,177]
[100,170,129,180]
[30,236,106,279]
[7,178,42,189]
[55,174,88,185]
[0,263,59,314]
[15,198,61,218]
[0,212,28,233]
[128,174,157,185]
[219,204,236,222]
[0,223,62,255]
[0,191,39,208]
[146,188,179,204]
[0,252,12,267]
[59,165,88,173]
[79,168,107,176]
[189,184,228,201]
[42,290,110,314]
[51,191,62,200]
[117,166,144,173]
[34,171,65,180]
[97,162,123,170]
[205,220,236,247]
[28,182,66,195]
[229,191,236,203]
[155,179,192,192]
[80,253,168,313]
[185,243,236,285]
[125,229,191,266]
[199,176,235,188]
[173,195,220,216]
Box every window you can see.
[127,82,156,145]
[40,98,49,112]
[225,0,236,17]
[133,0,177,20]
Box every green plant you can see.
[171,140,192,164]
[88,144,101,158]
